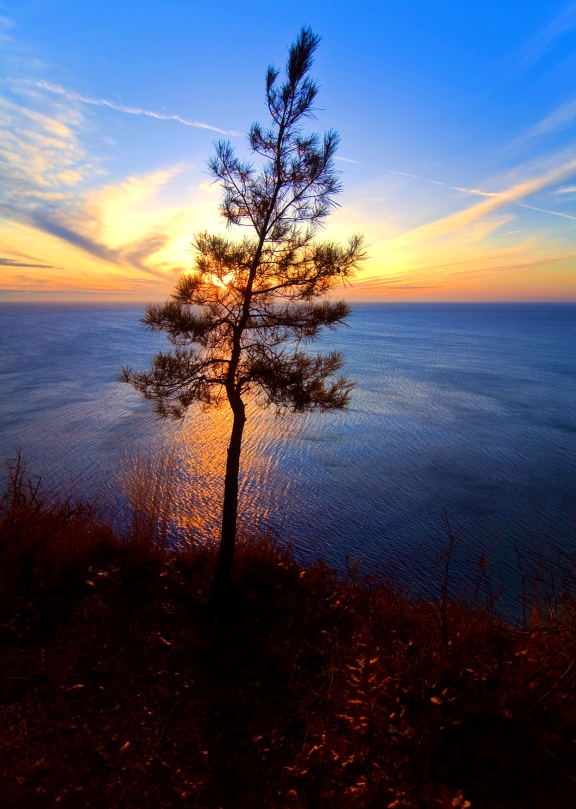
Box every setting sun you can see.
[0,2,574,303]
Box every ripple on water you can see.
[1,302,575,617]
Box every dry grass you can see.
[119,450,178,555]
[0,459,575,808]
[0,453,116,612]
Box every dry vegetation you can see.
[1,457,575,808]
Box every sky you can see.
[0,0,575,303]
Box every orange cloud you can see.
[384,156,576,249]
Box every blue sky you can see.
[1,0,575,301]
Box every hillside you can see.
[1,462,575,808]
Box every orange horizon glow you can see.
[1,184,574,304]
[1,4,575,305]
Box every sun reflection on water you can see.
[163,402,307,546]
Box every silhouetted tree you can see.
[122,27,365,603]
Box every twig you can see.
[520,649,576,721]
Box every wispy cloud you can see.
[390,170,418,180]
[451,186,500,198]
[0,72,193,280]
[36,81,241,136]
[519,202,576,220]
[0,14,14,44]
[513,97,576,145]
[390,170,500,198]
[520,1,576,69]
[22,181,182,278]
[27,212,122,265]
[390,170,450,188]
[0,257,56,268]
[121,234,168,269]
[0,92,95,214]
[453,184,576,222]
[385,156,576,247]
[335,156,362,165]
[348,236,576,300]
[0,89,116,264]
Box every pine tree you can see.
[122,27,365,602]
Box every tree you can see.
[121,27,365,603]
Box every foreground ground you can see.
[1,467,576,807]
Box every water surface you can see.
[1,302,575,604]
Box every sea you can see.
[1,302,575,612]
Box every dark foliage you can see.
[1,476,576,808]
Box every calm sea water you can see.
[1,302,575,604]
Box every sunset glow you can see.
[0,1,575,302]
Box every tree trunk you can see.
[210,401,246,605]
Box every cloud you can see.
[513,97,576,145]
[389,170,501,199]
[0,14,13,44]
[335,156,362,165]
[451,184,576,222]
[0,87,129,268]
[385,156,576,247]
[120,234,169,272]
[519,202,576,220]
[84,167,185,216]
[417,251,573,279]
[36,81,241,136]
[197,181,220,193]
[0,93,95,219]
[520,2,576,69]
[23,203,177,279]
[0,72,191,280]
[0,257,56,268]
[77,167,195,269]
[390,166,576,224]
[389,170,418,180]
[350,276,432,292]
[451,186,500,198]
[26,212,122,264]
[13,275,48,286]
[346,235,576,300]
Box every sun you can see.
[211,271,235,289]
